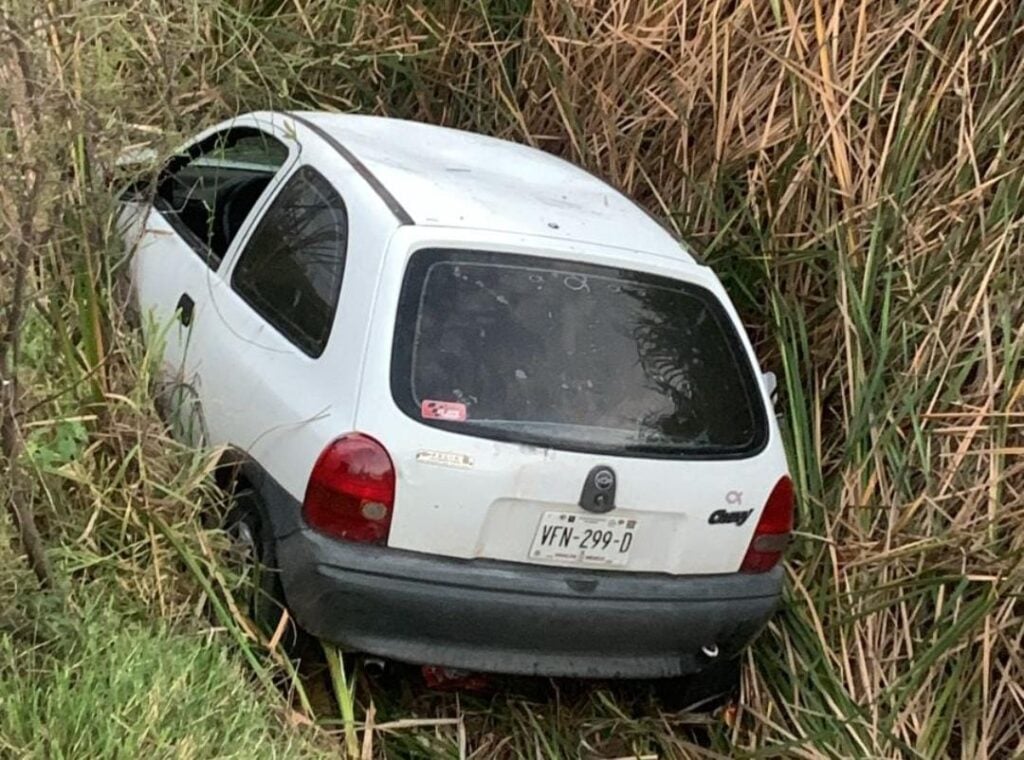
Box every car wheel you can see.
[654,657,741,713]
[224,488,288,638]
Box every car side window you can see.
[154,128,289,267]
[231,166,348,357]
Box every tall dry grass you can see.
[2,0,1023,757]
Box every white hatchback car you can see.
[118,111,793,688]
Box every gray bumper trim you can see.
[277,528,783,678]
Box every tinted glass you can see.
[392,249,768,458]
[232,166,348,357]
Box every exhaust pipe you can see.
[701,644,720,660]
[363,657,387,676]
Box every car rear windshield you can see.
[391,249,768,458]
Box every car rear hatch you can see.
[354,244,785,575]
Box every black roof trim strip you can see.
[288,112,414,226]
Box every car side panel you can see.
[195,126,401,503]
[123,114,301,440]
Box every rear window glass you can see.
[391,249,768,458]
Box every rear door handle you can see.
[176,293,195,327]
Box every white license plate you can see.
[529,511,637,567]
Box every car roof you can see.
[290,111,695,263]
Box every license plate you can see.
[529,511,637,567]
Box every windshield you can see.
[390,249,768,458]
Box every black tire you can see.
[654,657,741,713]
[224,488,289,639]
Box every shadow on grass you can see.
[295,646,732,758]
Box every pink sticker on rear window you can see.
[421,400,467,421]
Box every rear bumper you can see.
[277,528,783,679]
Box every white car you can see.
[118,111,793,696]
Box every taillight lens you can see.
[740,475,794,573]
[303,433,396,544]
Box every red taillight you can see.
[740,475,795,573]
[303,433,396,544]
